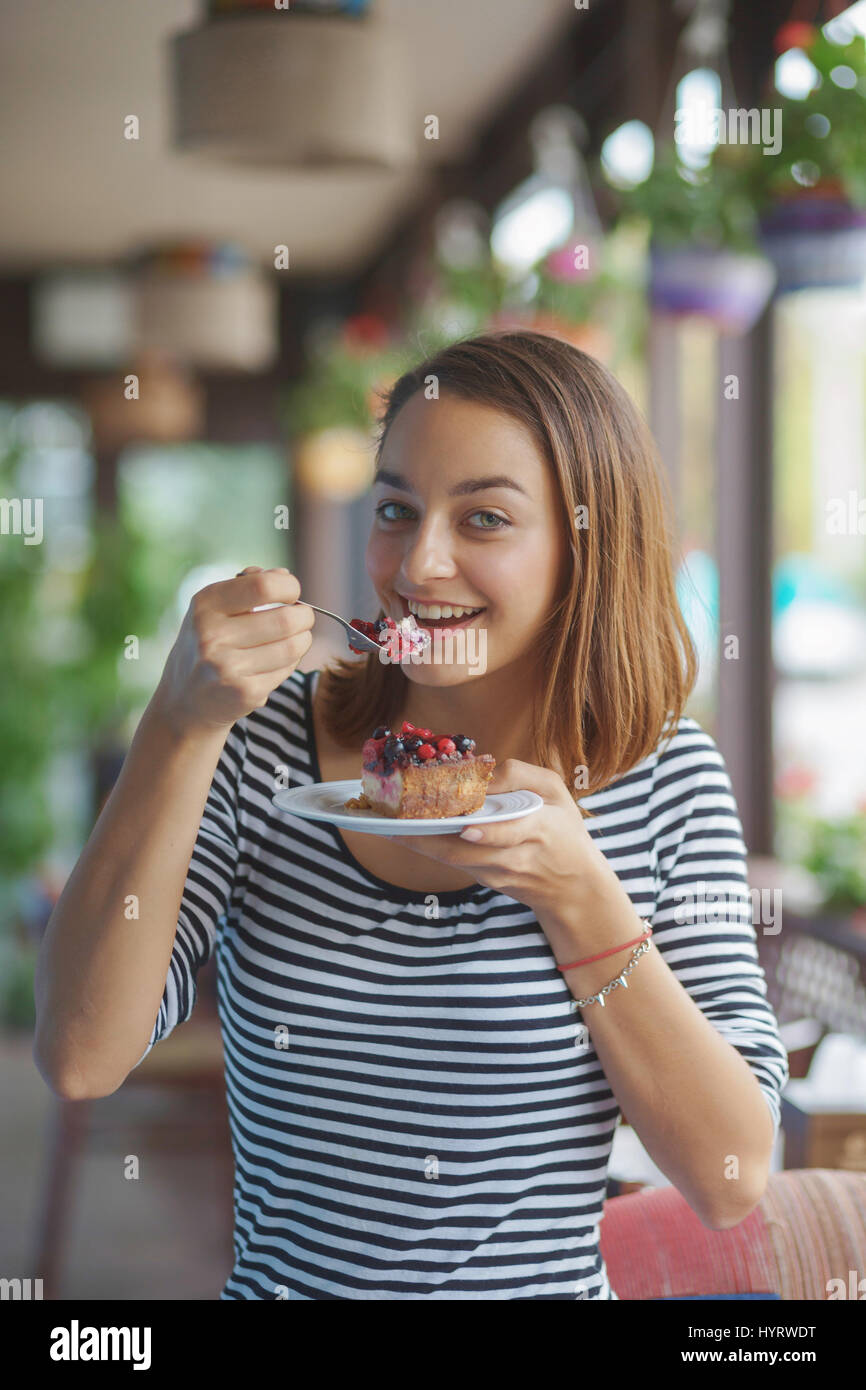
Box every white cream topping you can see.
[390,614,430,653]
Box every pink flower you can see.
[544,239,599,283]
[775,766,817,799]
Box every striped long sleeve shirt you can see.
[134,667,789,1299]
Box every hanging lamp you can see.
[170,0,414,170]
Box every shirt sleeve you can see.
[647,721,789,1137]
[131,718,247,1068]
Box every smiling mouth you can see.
[398,597,486,631]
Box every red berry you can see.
[401,721,416,734]
[437,738,457,756]
[416,742,436,760]
[415,727,432,738]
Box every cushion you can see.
[600,1169,866,1300]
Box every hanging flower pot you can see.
[759,189,866,294]
[81,353,205,451]
[294,427,375,502]
[648,245,776,334]
[749,29,866,292]
[617,143,776,333]
[133,241,277,372]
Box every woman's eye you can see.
[374,502,509,530]
[375,501,415,522]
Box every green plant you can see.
[430,238,615,324]
[799,811,866,913]
[54,511,185,742]
[284,317,413,436]
[0,439,61,1028]
[776,789,866,914]
[618,143,761,253]
[746,30,866,209]
[0,430,193,1029]
[616,31,866,251]
[0,442,56,882]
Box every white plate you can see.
[272,780,543,836]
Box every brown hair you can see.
[319,329,697,802]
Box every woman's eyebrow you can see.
[373,468,529,497]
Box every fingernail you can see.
[460,828,483,841]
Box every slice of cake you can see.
[345,722,496,819]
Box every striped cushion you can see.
[600,1170,866,1300]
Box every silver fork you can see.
[300,602,383,655]
[252,598,383,655]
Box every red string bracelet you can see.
[557,922,653,973]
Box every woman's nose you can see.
[399,520,458,585]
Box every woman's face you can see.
[366,389,568,687]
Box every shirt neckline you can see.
[301,668,494,908]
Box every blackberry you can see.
[372,726,388,739]
[453,734,475,753]
[383,733,405,773]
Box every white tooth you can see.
[407,600,483,619]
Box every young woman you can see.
[35,331,788,1300]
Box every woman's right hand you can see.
[152,566,315,738]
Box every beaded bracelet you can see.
[565,926,654,1010]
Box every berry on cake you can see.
[345,722,495,819]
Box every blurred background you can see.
[1,0,866,1300]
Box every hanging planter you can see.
[649,244,777,333]
[133,242,277,372]
[759,186,866,293]
[81,353,205,450]
[750,27,866,293]
[618,148,776,333]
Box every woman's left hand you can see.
[387,759,606,923]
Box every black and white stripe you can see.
[135,668,788,1300]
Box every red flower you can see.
[342,314,391,352]
[773,21,818,55]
